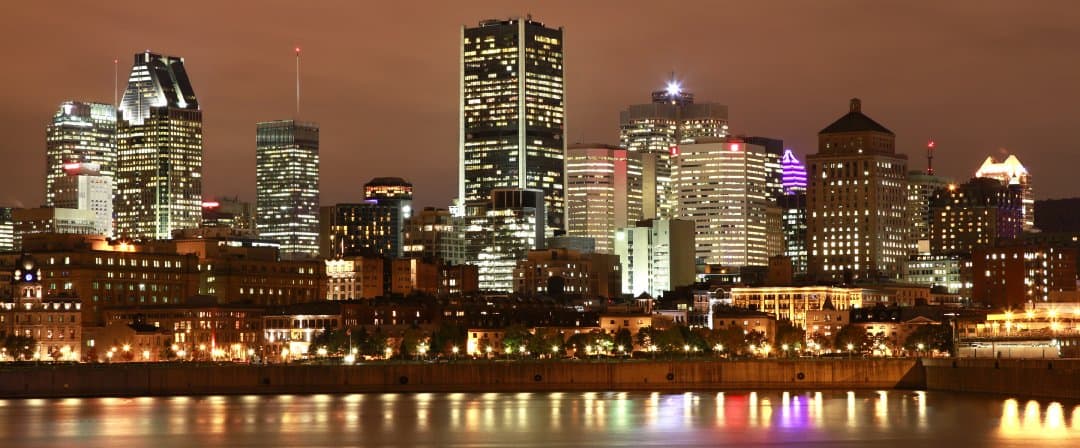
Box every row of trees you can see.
[820,323,954,354]
[2,335,37,360]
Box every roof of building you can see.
[819,98,894,135]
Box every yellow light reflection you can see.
[716,392,725,428]
[846,391,856,428]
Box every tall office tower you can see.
[0,208,13,251]
[781,149,808,194]
[619,80,729,218]
[402,207,466,265]
[256,120,320,259]
[11,208,98,249]
[201,196,256,233]
[780,149,809,275]
[45,101,116,207]
[52,163,113,237]
[116,51,202,240]
[907,170,950,254]
[565,144,644,254]
[930,177,1023,256]
[464,189,546,292]
[807,98,908,282]
[460,17,565,231]
[615,218,696,298]
[744,137,785,200]
[321,178,413,259]
[975,155,1033,231]
[675,137,776,267]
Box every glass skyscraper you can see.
[116,51,202,240]
[564,144,644,254]
[321,177,412,259]
[460,17,565,231]
[45,101,116,207]
[619,82,728,218]
[256,120,320,259]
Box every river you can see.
[0,390,1076,446]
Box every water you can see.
[0,391,1076,447]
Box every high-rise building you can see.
[565,144,644,254]
[930,177,1023,256]
[615,218,696,298]
[807,98,908,282]
[0,208,14,251]
[619,81,728,218]
[402,207,466,265]
[11,208,99,250]
[781,149,808,195]
[975,155,1033,231]
[52,163,113,237]
[460,17,565,230]
[201,196,256,234]
[256,120,320,259]
[321,178,413,259]
[45,101,116,207]
[779,149,809,275]
[116,51,202,240]
[744,136,785,201]
[675,137,776,267]
[972,244,1076,308]
[465,188,546,292]
[907,171,951,254]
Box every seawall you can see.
[924,358,1080,400]
[0,359,924,398]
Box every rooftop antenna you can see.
[295,46,302,117]
[113,57,119,108]
[926,138,935,175]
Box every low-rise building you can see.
[730,286,864,329]
[712,309,777,344]
[513,248,621,298]
[0,255,82,361]
[326,256,384,300]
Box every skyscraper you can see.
[619,80,728,218]
[45,101,116,207]
[907,170,950,254]
[460,17,565,230]
[53,163,113,237]
[615,218,696,298]
[780,149,809,275]
[116,51,202,240]
[675,137,776,267]
[930,177,1023,256]
[781,149,808,195]
[320,178,412,259]
[565,144,644,254]
[975,155,1033,231]
[807,98,908,282]
[465,188,546,292]
[256,120,320,259]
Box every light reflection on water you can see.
[0,391,1076,447]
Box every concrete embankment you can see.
[0,359,923,398]
[924,358,1080,400]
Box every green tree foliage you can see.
[614,328,634,352]
[714,325,748,355]
[808,332,833,350]
[3,335,36,360]
[429,322,467,355]
[903,324,954,354]
[774,319,806,350]
[833,324,870,352]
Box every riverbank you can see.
[0,359,923,398]
[3,358,1077,400]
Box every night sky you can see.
[4,1,1079,209]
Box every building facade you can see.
[45,101,116,208]
[729,286,865,329]
[116,51,203,240]
[619,82,729,218]
[256,120,320,259]
[513,248,621,298]
[52,163,113,238]
[807,98,908,282]
[975,155,1033,231]
[676,137,777,267]
[0,255,82,361]
[930,177,1022,256]
[466,189,547,292]
[12,208,99,249]
[325,256,384,300]
[972,245,1076,308]
[565,144,644,254]
[615,218,696,298]
[460,17,565,230]
[907,171,951,254]
[402,207,466,265]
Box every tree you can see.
[613,328,633,352]
[808,332,833,351]
[652,326,686,353]
[744,330,767,351]
[635,327,656,349]
[500,324,533,354]
[774,319,806,352]
[398,326,428,358]
[430,322,467,355]
[834,325,869,352]
[903,324,953,354]
[2,335,36,360]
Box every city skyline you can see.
[3,2,1079,211]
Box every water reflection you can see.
[0,391,1076,446]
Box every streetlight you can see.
[143,350,150,361]
[782,344,789,357]
[384,347,393,360]
[317,347,328,357]
[485,346,493,359]
[683,344,690,359]
[847,343,854,359]
[551,345,560,358]
[917,343,925,357]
